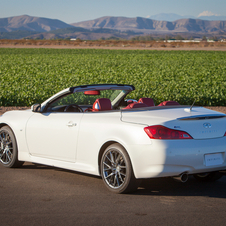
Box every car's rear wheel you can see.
[100,143,138,194]
[0,126,24,168]
[193,172,223,182]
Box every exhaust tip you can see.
[173,173,188,183]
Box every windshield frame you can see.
[42,84,135,112]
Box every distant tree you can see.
[156,37,165,41]
[106,36,120,40]
[211,36,218,41]
[202,36,207,41]
[131,35,154,41]
[165,35,170,40]
[175,35,184,40]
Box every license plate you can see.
[204,153,224,166]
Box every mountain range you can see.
[146,13,226,22]
[0,15,73,32]
[0,15,226,40]
[72,16,226,33]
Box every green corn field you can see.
[0,48,225,106]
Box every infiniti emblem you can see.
[203,123,212,129]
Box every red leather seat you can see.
[158,101,180,106]
[92,98,112,111]
[138,98,155,106]
[124,102,148,109]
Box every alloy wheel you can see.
[102,149,127,189]
[0,130,13,165]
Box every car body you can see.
[1,84,226,193]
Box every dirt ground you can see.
[1,39,226,51]
[1,44,226,51]
[0,106,226,116]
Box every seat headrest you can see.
[158,101,180,106]
[124,102,148,109]
[138,98,155,106]
[93,98,112,111]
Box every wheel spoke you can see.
[113,174,117,186]
[6,151,11,163]
[6,141,12,146]
[0,152,5,161]
[115,152,121,163]
[119,166,126,169]
[116,173,121,186]
[106,155,113,164]
[118,172,124,182]
[109,151,114,163]
[7,149,12,156]
[103,162,111,169]
[119,171,126,177]
[105,172,114,179]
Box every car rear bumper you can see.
[129,136,226,179]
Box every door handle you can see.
[67,121,77,127]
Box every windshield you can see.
[48,89,128,110]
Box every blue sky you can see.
[1,0,225,23]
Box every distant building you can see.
[164,39,201,43]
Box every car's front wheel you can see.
[0,126,24,168]
[100,143,138,194]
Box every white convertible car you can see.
[0,84,226,193]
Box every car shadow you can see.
[134,176,226,198]
[21,162,101,179]
[21,162,53,170]
[21,162,226,198]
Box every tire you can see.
[193,172,223,182]
[0,126,24,168]
[100,143,138,194]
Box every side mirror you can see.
[31,104,41,112]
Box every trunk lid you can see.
[121,106,226,139]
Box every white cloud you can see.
[198,11,220,17]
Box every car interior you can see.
[45,89,180,113]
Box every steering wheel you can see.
[64,104,83,112]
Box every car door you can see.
[26,112,83,162]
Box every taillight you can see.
[144,125,193,139]
[224,132,226,136]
